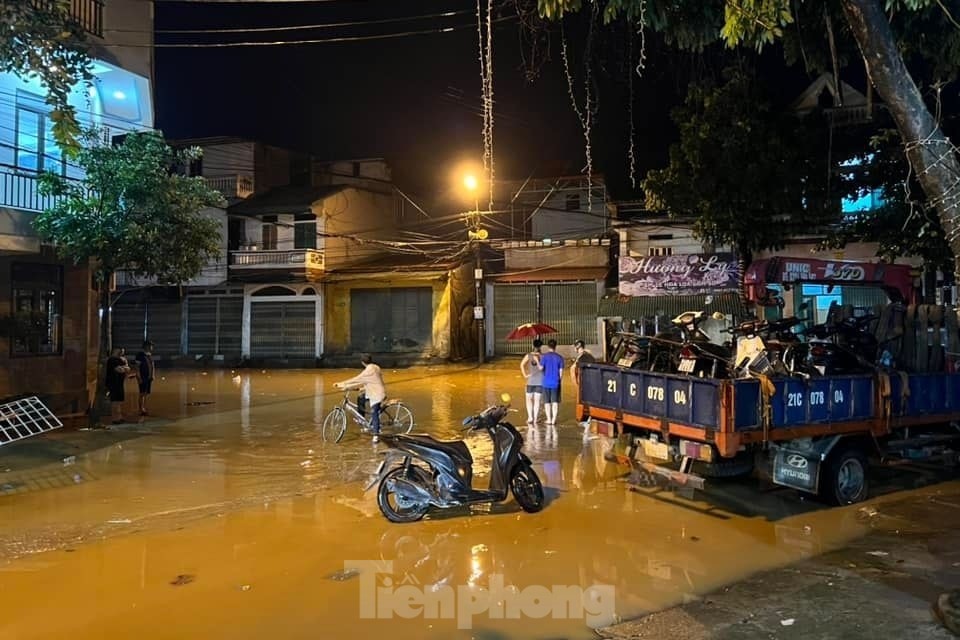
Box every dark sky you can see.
[153,0,689,200]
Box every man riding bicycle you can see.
[334,353,387,442]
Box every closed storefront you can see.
[492,281,599,356]
[250,301,316,358]
[349,287,432,352]
[186,295,243,358]
[112,288,182,357]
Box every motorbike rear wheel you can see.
[377,467,429,523]
[510,464,545,513]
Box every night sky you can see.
[152,0,692,200]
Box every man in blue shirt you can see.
[539,339,565,426]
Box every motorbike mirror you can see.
[500,392,511,405]
[462,416,474,426]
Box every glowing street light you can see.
[463,174,479,192]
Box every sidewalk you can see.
[599,485,960,639]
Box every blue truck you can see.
[577,363,960,504]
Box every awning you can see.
[598,291,749,320]
[492,266,609,283]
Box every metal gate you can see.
[250,301,315,358]
[350,287,432,352]
[493,282,598,356]
[187,296,242,358]
[0,397,62,446]
[112,299,182,356]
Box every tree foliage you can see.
[0,1,95,151]
[33,131,226,289]
[642,67,836,259]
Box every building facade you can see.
[0,1,154,414]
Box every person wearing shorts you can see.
[539,339,565,426]
[520,339,544,424]
[135,340,156,416]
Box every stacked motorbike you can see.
[615,304,891,381]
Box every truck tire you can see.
[819,447,869,505]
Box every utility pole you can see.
[469,195,487,365]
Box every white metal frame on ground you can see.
[0,397,63,446]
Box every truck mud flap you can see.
[770,436,842,494]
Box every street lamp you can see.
[463,173,484,365]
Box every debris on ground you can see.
[62,456,76,466]
[326,568,360,582]
[866,551,890,557]
[780,618,796,626]
[170,574,195,586]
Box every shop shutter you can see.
[250,301,315,358]
[148,302,182,356]
[542,282,598,347]
[350,287,432,352]
[492,284,538,356]
[187,298,217,355]
[218,297,243,357]
[112,304,146,355]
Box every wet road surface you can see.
[0,363,956,639]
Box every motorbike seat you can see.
[395,434,472,462]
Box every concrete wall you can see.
[505,243,609,270]
[620,224,724,257]
[99,0,154,83]
[321,188,396,269]
[200,142,255,177]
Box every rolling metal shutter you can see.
[492,284,538,356]
[186,297,243,358]
[349,287,432,352]
[250,301,315,358]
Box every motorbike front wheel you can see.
[377,467,429,523]
[510,464,545,513]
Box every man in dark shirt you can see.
[135,340,156,417]
[570,339,597,429]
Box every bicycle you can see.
[322,389,414,443]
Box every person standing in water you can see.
[539,339,565,426]
[520,338,544,424]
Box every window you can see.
[10,263,62,356]
[261,223,278,250]
[294,213,317,249]
[15,107,66,175]
[648,246,673,257]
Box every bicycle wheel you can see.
[322,407,348,443]
[380,403,414,435]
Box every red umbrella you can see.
[505,322,559,341]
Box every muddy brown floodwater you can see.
[0,363,950,639]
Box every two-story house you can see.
[111,137,311,362]
[0,0,154,415]
[227,158,470,365]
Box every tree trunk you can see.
[90,272,113,426]
[841,0,960,283]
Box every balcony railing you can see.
[203,175,255,200]
[32,0,104,38]
[0,169,65,213]
[230,249,325,271]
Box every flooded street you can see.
[0,362,956,639]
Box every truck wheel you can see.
[820,447,869,505]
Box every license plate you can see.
[678,358,696,373]
[639,439,670,461]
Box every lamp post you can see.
[463,174,485,365]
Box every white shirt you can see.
[338,363,386,404]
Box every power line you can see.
[102,15,517,48]
[107,10,469,35]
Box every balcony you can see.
[0,170,65,213]
[229,248,325,276]
[203,175,255,201]
[31,0,104,37]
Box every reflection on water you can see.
[0,363,947,640]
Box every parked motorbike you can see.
[365,393,544,523]
[801,315,879,376]
[673,311,734,377]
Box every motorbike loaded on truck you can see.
[583,260,960,505]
